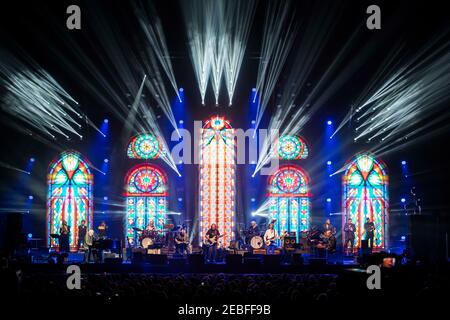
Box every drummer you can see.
[245,220,260,247]
[142,221,157,238]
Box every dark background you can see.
[0,0,448,248]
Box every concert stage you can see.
[1,0,449,312]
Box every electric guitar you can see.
[175,237,189,245]
[203,234,225,246]
[264,233,278,246]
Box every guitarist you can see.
[204,223,221,262]
[364,218,376,249]
[175,226,189,256]
[264,223,278,255]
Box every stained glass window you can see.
[47,151,93,252]
[124,164,167,245]
[199,116,235,247]
[268,165,310,241]
[276,135,308,160]
[127,133,163,159]
[343,153,389,249]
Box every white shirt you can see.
[264,229,278,242]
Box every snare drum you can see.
[141,237,154,248]
[250,236,263,249]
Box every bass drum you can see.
[250,236,263,249]
[141,237,154,249]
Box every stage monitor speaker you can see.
[104,257,122,264]
[263,255,281,266]
[226,254,242,266]
[169,258,187,266]
[243,257,261,267]
[360,240,372,256]
[360,240,368,249]
[187,254,204,266]
[292,253,304,266]
[144,254,168,265]
[309,258,327,266]
[132,251,144,263]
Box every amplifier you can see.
[283,236,297,248]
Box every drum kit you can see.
[133,224,173,249]
[132,220,191,250]
[250,235,264,249]
[240,221,270,250]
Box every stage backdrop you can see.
[199,116,236,247]
[47,151,93,252]
[342,153,389,249]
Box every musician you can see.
[245,220,260,245]
[175,226,189,256]
[343,218,356,254]
[97,221,108,239]
[322,219,336,235]
[84,229,95,263]
[142,222,156,238]
[204,223,221,262]
[264,223,278,255]
[320,230,336,252]
[77,220,87,250]
[364,218,375,248]
[59,220,70,252]
[308,225,321,243]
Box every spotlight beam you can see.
[254,0,297,132]
[332,35,450,151]
[133,1,181,100]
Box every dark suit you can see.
[364,222,375,248]
[344,223,356,250]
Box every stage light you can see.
[326,198,331,203]
[103,196,108,201]
[103,119,109,124]
[401,198,406,203]
[327,120,332,125]
[252,88,256,92]
[251,120,256,125]
[179,120,184,125]
[327,160,332,165]
[104,159,109,163]
[251,211,256,217]
[178,197,183,202]
[179,88,184,92]
[28,233,33,239]
[401,235,406,241]
[30,157,35,162]
[251,198,256,202]
[401,160,406,165]
[28,195,34,200]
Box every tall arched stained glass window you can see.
[124,164,168,245]
[47,151,93,252]
[268,165,310,241]
[199,116,236,247]
[343,153,389,249]
[127,133,164,159]
[276,135,309,160]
